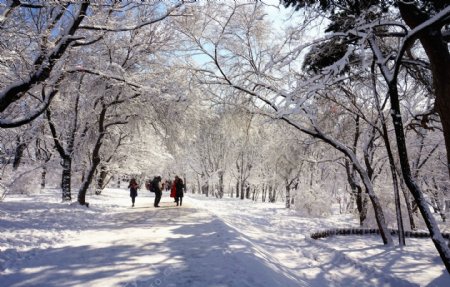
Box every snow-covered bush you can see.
[7,166,41,195]
[292,183,334,217]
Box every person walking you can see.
[170,181,176,202]
[128,178,139,207]
[152,176,163,208]
[174,175,184,206]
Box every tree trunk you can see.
[261,184,266,202]
[285,184,291,208]
[345,160,367,226]
[240,178,245,200]
[12,136,27,170]
[386,80,450,272]
[398,173,417,230]
[218,170,224,198]
[356,187,368,227]
[59,157,71,201]
[78,103,109,206]
[77,151,100,205]
[95,164,108,195]
[269,185,276,203]
[399,2,450,178]
[41,166,47,189]
[373,76,406,246]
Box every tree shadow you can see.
[2,206,305,287]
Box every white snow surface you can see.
[0,188,449,287]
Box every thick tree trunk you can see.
[261,184,266,202]
[399,2,450,177]
[240,178,245,200]
[356,188,368,227]
[268,185,273,202]
[345,160,367,226]
[12,137,27,170]
[61,157,72,201]
[95,164,108,195]
[202,177,209,197]
[41,166,46,189]
[78,103,108,206]
[271,186,277,203]
[77,150,100,205]
[285,184,291,208]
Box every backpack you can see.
[146,180,155,192]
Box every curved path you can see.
[1,194,423,287]
[2,198,301,287]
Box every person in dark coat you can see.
[152,176,162,208]
[128,178,139,207]
[174,175,184,206]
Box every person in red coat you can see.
[170,181,176,201]
[173,175,184,206]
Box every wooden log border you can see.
[310,228,450,240]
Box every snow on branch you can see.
[0,89,57,128]
[79,2,184,32]
[64,67,143,89]
[0,2,89,112]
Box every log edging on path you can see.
[310,228,450,240]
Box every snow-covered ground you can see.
[0,188,449,286]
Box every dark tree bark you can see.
[95,164,108,195]
[46,80,82,201]
[261,183,267,202]
[218,170,224,198]
[12,136,27,170]
[245,185,250,199]
[285,183,291,208]
[77,104,107,206]
[398,2,450,177]
[345,159,367,226]
[35,135,52,189]
[77,97,128,205]
[41,166,47,189]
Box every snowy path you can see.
[188,198,420,287]
[1,196,300,287]
[1,189,449,286]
